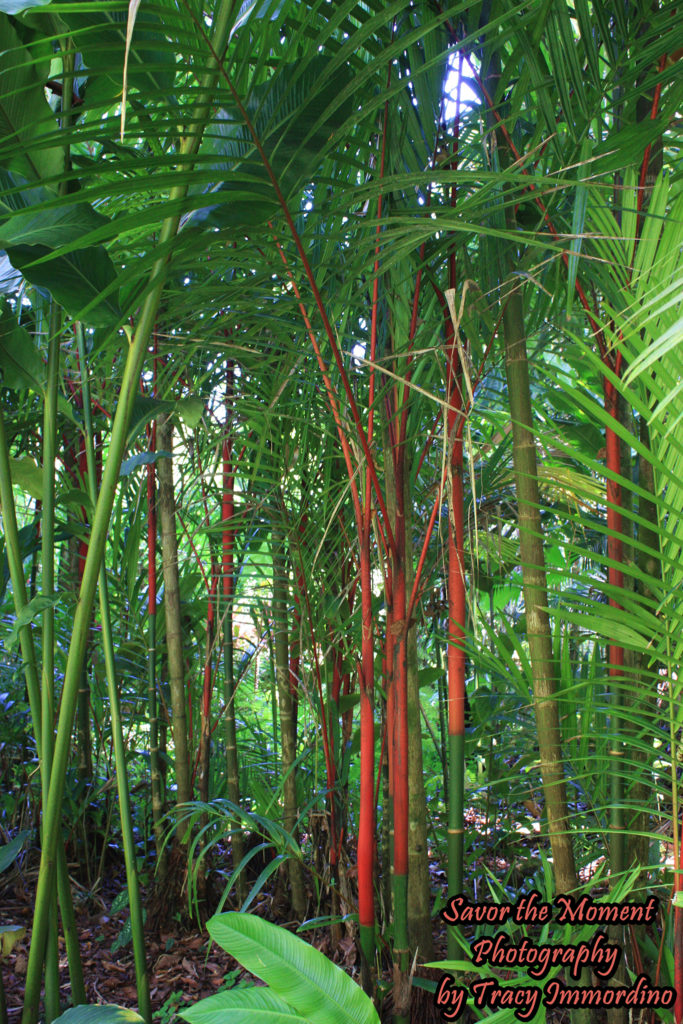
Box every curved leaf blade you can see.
[207,914,379,1024]
[53,1007,145,1024]
[180,986,310,1024]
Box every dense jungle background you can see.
[1,1,682,1023]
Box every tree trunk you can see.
[501,277,579,897]
[272,518,306,919]
[157,414,192,807]
[486,38,581,901]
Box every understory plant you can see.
[180,913,380,1024]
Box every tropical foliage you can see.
[0,1,682,1023]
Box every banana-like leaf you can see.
[180,986,309,1024]
[51,1007,145,1024]
[9,454,43,499]
[0,830,31,873]
[8,593,59,649]
[6,244,121,326]
[207,914,380,1024]
[0,198,110,250]
[0,302,45,390]
[0,14,62,182]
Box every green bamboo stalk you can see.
[58,56,92,939]
[496,228,590,1024]
[76,324,152,1022]
[501,281,580,895]
[404,495,433,960]
[486,49,589,1024]
[156,414,192,807]
[41,308,73,1021]
[486,42,580,896]
[146,343,164,861]
[0,416,42,747]
[0,412,86,1009]
[1,384,82,1019]
[40,306,61,1024]
[272,518,306,920]
[21,6,236,1017]
[4,308,87,1013]
[434,624,448,805]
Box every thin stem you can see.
[76,324,152,1022]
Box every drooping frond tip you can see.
[121,0,142,140]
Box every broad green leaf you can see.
[0,522,39,602]
[0,830,31,873]
[0,201,110,250]
[110,889,130,914]
[338,693,360,713]
[8,592,59,649]
[9,455,43,500]
[53,1007,145,1024]
[180,986,309,1024]
[0,14,62,183]
[207,914,380,1024]
[57,488,94,514]
[0,304,45,391]
[126,394,166,441]
[177,397,205,429]
[7,244,121,326]
[418,667,443,687]
[111,915,133,954]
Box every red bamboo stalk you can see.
[271,232,363,536]
[445,308,467,923]
[357,84,390,974]
[636,54,667,218]
[445,70,467,931]
[358,523,375,961]
[190,25,397,553]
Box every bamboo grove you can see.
[0,2,682,1023]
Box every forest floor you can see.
[0,839,621,1024]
